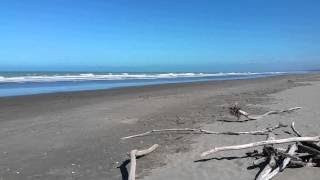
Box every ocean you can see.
[0,71,300,97]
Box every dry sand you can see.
[0,73,319,180]
[142,76,320,180]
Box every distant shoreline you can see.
[0,74,288,98]
[0,71,308,97]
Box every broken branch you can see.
[291,122,302,137]
[121,123,287,140]
[129,144,159,180]
[201,136,320,157]
[256,134,277,180]
[264,144,298,180]
[229,104,301,120]
[291,122,320,151]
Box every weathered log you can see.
[121,123,287,140]
[201,136,320,157]
[129,144,159,180]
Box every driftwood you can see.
[199,120,320,179]
[297,143,320,155]
[291,122,302,137]
[253,157,267,166]
[129,144,159,180]
[256,134,277,180]
[263,144,298,180]
[256,153,276,180]
[288,160,317,168]
[229,104,301,120]
[291,122,320,151]
[120,102,319,180]
[201,136,320,157]
[121,123,287,140]
[272,148,302,161]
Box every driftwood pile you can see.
[121,104,320,180]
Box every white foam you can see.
[0,72,286,83]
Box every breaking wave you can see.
[0,72,286,83]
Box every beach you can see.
[0,73,320,180]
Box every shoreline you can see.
[0,73,319,179]
[0,73,310,98]
[0,72,310,98]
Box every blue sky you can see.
[0,0,319,72]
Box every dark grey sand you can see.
[0,73,320,180]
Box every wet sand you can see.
[0,73,319,180]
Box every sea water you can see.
[0,71,297,97]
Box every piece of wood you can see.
[253,157,267,166]
[265,144,298,180]
[129,150,138,180]
[297,143,320,155]
[129,144,159,180]
[288,160,317,168]
[239,107,301,120]
[201,136,320,157]
[291,122,302,137]
[294,152,311,157]
[302,142,320,152]
[256,154,276,180]
[291,122,320,151]
[121,123,287,140]
[135,144,159,157]
[273,148,302,161]
[256,134,277,180]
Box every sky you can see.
[0,0,319,72]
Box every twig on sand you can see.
[129,144,159,180]
[201,136,320,157]
[121,123,287,140]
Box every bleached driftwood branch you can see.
[291,122,302,137]
[244,107,301,120]
[256,134,277,180]
[229,104,301,120]
[263,144,298,180]
[129,144,159,180]
[201,136,320,157]
[272,148,302,161]
[288,160,317,168]
[297,143,320,155]
[291,122,320,152]
[256,153,276,180]
[121,123,286,140]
